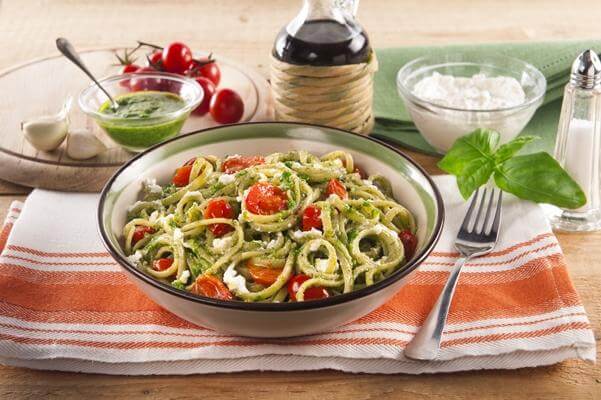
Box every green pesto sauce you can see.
[97,91,188,151]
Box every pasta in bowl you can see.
[123,150,417,303]
[98,122,444,337]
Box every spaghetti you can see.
[123,150,417,302]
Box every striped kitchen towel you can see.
[0,176,594,375]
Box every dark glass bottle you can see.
[272,0,371,66]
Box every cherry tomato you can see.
[132,225,155,245]
[147,50,163,69]
[161,42,193,74]
[192,77,216,116]
[245,182,288,215]
[187,59,221,86]
[152,257,173,271]
[326,179,348,199]
[203,199,234,237]
[119,63,140,88]
[129,66,163,91]
[287,274,329,301]
[190,275,233,300]
[221,155,265,174]
[247,260,282,286]
[210,89,244,124]
[302,205,322,231]
[399,230,418,260]
[172,165,193,187]
[184,157,197,166]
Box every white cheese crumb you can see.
[362,179,377,189]
[223,263,249,294]
[327,194,340,201]
[127,250,143,266]
[257,173,269,182]
[373,224,397,237]
[143,178,162,194]
[315,258,329,272]
[266,239,278,249]
[292,228,322,239]
[332,159,344,167]
[173,228,184,242]
[212,235,234,251]
[309,240,321,252]
[179,270,190,284]
[218,174,235,185]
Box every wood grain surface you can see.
[0,0,599,399]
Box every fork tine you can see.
[460,189,480,232]
[472,188,489,234]
[481,188,497,234]
[489,191,503,236]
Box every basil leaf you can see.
[437,129,499,199]
[493,152,586,209]
[494,135,538,163]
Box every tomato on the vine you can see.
[192,77,216,116]
[147,50,163,69]
[244,182,288,215]
[129,66,163,91]
[210,89,244,124]
[187,59,221,86]
[119,63,140,88]
[287,274,329,301]
[203,199,234,237]
[161,42,193,74]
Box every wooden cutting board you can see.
[0,48,273,192]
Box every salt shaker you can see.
[550,49,601,231]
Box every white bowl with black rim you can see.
[97,122,444,337]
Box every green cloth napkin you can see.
[372,41,601,156]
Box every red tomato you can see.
[152,257,173,271]
[210,89,244,124]
[119,63,140,88]
[190,275,233,300]
[161,42,193,74]
[129,66,163,91]
[184,157,197,166]
[399,230,418,260]
[287,274,329,301]
[326,179,347,199]
[203,199,234,237]
[147,50,163,69]
[245,182,288,215]
[187,59,221,86]
[221,155,265,174]
[247,261,282,286]
[302,205,322,231]
[172,165,193,186]
[132,225,155,244]
[192,77,216,116]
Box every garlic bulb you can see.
[21,97,72,151]
[66,129,107,160]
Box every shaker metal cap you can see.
[570,49,601,89]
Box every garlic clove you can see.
[66,129,107,160]
[22,117,68,151]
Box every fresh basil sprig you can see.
[438,129,586,209]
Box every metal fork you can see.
[404,187,503,361]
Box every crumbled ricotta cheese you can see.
[315,258,329,272]
[309,240,321,252]
[257,173,269,182]
[373,224,397,237]
[143,178,162,194]
[127,251,143,266]
[292,228,322,239]
[212,235,234,251]
[173,228,184,242]
[178,270,190,284]
[266,239,279,249]
[223,263,249,294]
[218,174,235,185]
[332,159,344,167]
[362,179,377,189]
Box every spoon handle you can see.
[55,38,117,107]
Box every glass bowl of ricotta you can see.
[396,53,546,153]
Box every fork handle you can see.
[404,256,470,360]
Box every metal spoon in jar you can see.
[55,37,119,110]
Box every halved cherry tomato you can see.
[221,155,265,174]
[172,165,193,187]
[399,230,418,260]
[190,275,233,300]
[326,179,347,199]
[210,88,244,124]
[152,257,173,271]
[192,76,216,116]
[245,182,288,215]
[161,42,193,74]
[187,59,221,86]
[302,205,322,231]
[247,260,282,286]
[132,225,155,244]
[204,199,234,237]
[184,157,197,166]
[287,274,329,301]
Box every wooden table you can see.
[0,0,599,398]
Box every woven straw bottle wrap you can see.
[270,52,378,135]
